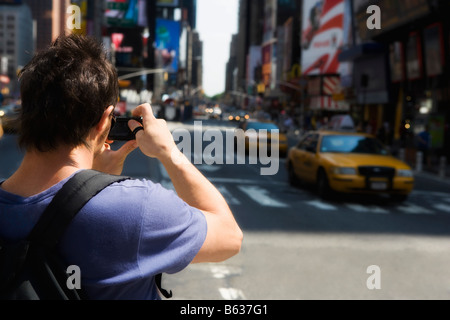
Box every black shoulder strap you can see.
[27,170,129,249]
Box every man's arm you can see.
[128,103,243,263]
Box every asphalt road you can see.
[1,120,450,300]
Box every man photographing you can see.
[0,34,243,300]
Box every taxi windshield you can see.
[320,135,389,155]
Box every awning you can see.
[308,96,350,112]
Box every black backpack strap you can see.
[155,273,172,299]
[27,170,129,248]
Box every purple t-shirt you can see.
[0,171,207,300]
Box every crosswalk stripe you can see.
[344,203,389,214]
[219,288,246,300]
[397,203,434,215]
[216,186,241,205]
[238,186,289,208]
[305,200,337,211]
[156,164,450,214]
[433,203,450,213]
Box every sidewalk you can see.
[411,162,450,184]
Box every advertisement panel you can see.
[156,18,180,73]
[262,44,272,86]
[247,46,262,86]
[105,0,138,28]
[301,0,344,75]
[406,32,422,80]
[424,23,444,77]
[389,42,404,83]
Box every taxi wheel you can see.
[317,169,333,200]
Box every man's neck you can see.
[1,146,93,198]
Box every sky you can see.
[196,0,239,97]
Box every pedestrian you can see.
[0,34,243,300]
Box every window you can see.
[320,135,388,155]
[297,134,319,153]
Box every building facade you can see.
[340,0,450,163]
[0,2,34,97]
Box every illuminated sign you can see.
[105,0,138,27]
[156,18,180,73]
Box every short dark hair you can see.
[18,34,119,152]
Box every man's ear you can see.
[97,105,115,133]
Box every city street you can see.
[1,119,450,300]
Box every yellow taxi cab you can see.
[241,120,289,157]
[287,130,414,201]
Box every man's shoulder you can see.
[100,177,154,195]
[93,176,174,203]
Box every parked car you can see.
[287,130,414,201]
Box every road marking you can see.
[238,185,289,208]
[433,203,450,213]
[397,203,434,215]
[305,200,337,211]
[216,186,241,205]
[219,288,246,300]
[344,203,389,214]
[210,265,231,279]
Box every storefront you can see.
[338,0,450,163]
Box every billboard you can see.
[156,18,180,73]
[105,0,139,27]
[301,0,344,75]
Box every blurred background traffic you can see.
[1,0,449,177]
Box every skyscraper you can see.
[0,3,33,79]
[23,0,70,51]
